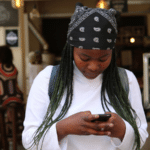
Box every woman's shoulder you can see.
[34,65,54,81]
[29,65,55,95]
[123,68,138,84]
[124,68,134,76]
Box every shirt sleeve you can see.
[111,70,149,150]
[22,66,62,150]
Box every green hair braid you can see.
[29,43,74,149]
[101,49,141,150]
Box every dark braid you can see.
[30,43,74,149]
[30,44,140,150]
[101,49,140,150]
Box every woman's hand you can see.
[105,112,126,141]
[56,111,126,141]
[56,111,115,141]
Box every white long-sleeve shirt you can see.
[22,63,149,150]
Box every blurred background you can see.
[0,0,150,149]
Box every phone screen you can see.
[91,114,111,122]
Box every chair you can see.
[0,102,25,150]
[0,105,9,150]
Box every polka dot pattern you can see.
[94,16,99,22]
[93,37,99,43]
[79,27,85,32]
[93,27,101,32]
[79,37,86,41]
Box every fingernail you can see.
[108,132,111,136]
[95,115,99,118]
[109,123,114,127]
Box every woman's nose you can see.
[87,62,100,72]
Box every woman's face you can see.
[73,47,112,79]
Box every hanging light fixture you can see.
[96,0,108,9]
[12,0,24,9]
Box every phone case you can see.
[91,114,111,122]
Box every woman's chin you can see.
[83,73,100,79]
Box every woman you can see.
[22,3,148,150]
[0,45,23,106]
[0,45,24,137]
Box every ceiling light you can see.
[12,0,24,9]
[130,37,135,43]
[96,0,108,9]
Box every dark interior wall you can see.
[42,18,70,56]
[25,1,150,77]
[24,1,150,57]
[118,16,147,27]
[42,15,147,56]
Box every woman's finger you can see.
[87,128,112,136]
[85,121,114,131]
[82,113,99,122]
[98,123,114,131]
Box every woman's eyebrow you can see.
[81,53,91,58]
[81,53,110,58]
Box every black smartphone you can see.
[91,114,111,122]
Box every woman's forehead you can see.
[74,47,112,57]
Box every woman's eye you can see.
[99,58,108,62]
[80,57,89,61]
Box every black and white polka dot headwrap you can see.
[67,3,118,50]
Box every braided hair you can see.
[30,43,140,150]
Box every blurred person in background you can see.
[0,45,24,135]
